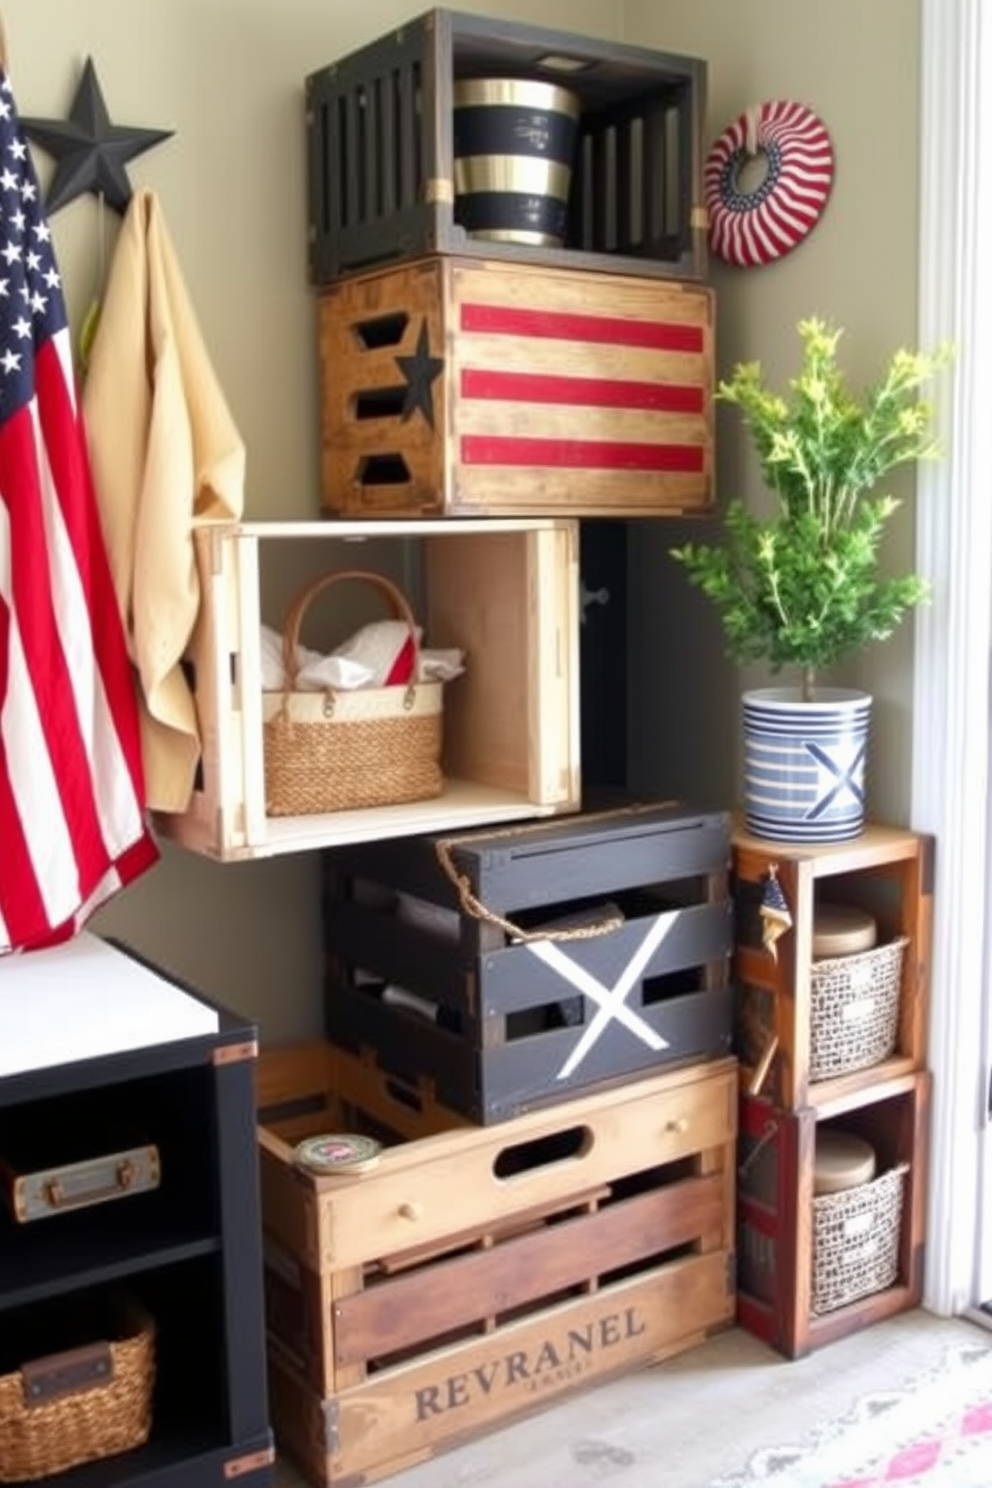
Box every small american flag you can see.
[760,865,792,962]
[0,69,157,955]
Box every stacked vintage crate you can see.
[731,823,934,1359]
[259,804,738,1485]
[255,11,735,1485]
[306,6,715,522]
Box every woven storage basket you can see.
[0,1296,155,1483]
[263,569,444,816]
[809,936,907,1081]
[811,1162,908,1315]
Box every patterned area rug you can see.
[710,1338,992,1488]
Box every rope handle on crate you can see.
[278,567,422,702]
[434,821,628,945]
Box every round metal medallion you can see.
[293,1133,382,1176]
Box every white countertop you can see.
[0,934,219,1077]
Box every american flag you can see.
[0,70,157,955]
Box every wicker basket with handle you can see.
[0,1295,155,1483]
[262,569,444,816]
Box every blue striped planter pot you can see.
[742,688,872,844]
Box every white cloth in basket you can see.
[260,621,465,692]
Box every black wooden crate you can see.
[306,8,707,285]
[322,803,734,1123]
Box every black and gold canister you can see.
[453,77,581,247]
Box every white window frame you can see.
[915,0,992,1316]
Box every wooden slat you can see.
[263,1237,328,1394]
[452,336,707,384]
[363,80,379,222]
[258,1129,322,1271]
[342,91,361,227]
[327,1265,364,1397]
[266,1363,329,1488]
[310,1061,736,1271]
[255,1041,334,1116]
[453,468,710,517]
[448,800,728,909]
[324,1254,732,1482]
[426,528,569,799]
[377,74,396,219]
[333,1174,726,1366]
[326,1041,468,1140]
[377,1184,611,1275]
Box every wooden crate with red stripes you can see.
[318,254,714,519]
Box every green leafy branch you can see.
[671,318,952,700]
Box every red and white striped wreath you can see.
[704,100,834,268]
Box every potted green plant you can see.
[670,316,951,842]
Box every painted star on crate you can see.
[20,57,173,215]
[396,319,445,428]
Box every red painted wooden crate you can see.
[736,1073,930,1359]
[318,254,714,519]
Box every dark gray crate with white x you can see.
[321,802,735,1123]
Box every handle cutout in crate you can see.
[493,1124,591,1181]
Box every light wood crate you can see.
[319,256,714,520]
[731,822,934,1111]
[256,1041,737,1487]
[153,518,580,861]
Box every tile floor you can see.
[273,1309,982,1488]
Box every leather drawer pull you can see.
[21,1342,114,1406]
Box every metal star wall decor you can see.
[20,57,173,215]
[396,320,445,428]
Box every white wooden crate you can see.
[153,519,580,860]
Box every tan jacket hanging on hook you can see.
[83,188,247,814]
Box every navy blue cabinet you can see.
[0,941,273,1487]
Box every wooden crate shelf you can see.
[256,1040,737,1486]
[730,822,934,1359]
[737,1072,930,1360]
[322,802,734,1122]
[732,822,933,1111]
[306,8,708,286]
[318,256,715,521]
[153,518,580,861]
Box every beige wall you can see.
[3,0,621,1034]
[622,0,922,820]
[3,0,920,1028]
